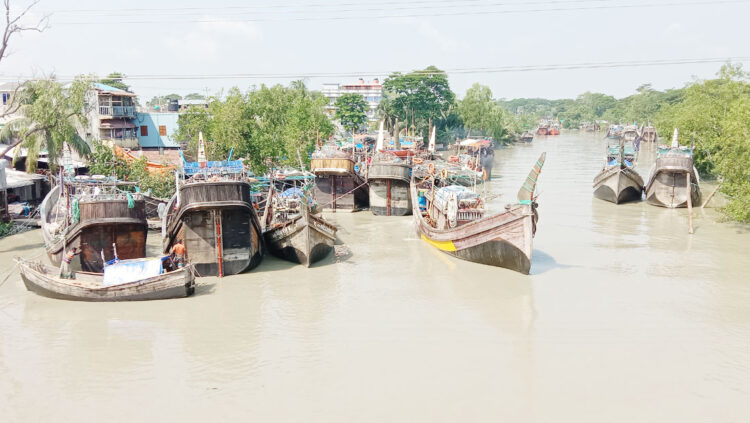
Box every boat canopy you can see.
[184,160,244,175]
[102,256,169,287]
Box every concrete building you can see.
[0,82,22,127]
[322,78,383,122]
[132,112,182,166]
[83,83,139,148]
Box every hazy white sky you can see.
[3,0,749,101]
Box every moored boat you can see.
[40,176,147,273]
[622,125,639,142]
[411,153,546,274]
[310,145,369,212]
[15,256,195,301]
[644,129,701,208]
[548,125,560,136]
[262,187,337,267]
[642,125,657,143]
[520,131,534,142]
[536,123,550,136]
[592,140,644,204]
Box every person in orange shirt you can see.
[171,239,186,268]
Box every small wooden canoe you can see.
[411,153,545,274]
[264,204,337,267]
[15,257,195,301]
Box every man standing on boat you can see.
[171,239,186,268]
[59,247,80,279]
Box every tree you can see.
[335,93,367,134]
[99,72,129,91]
[184,93,205,100]
[382,66,455,137]
[0,76,93,172]
[147,93,182,109]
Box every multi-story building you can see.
[83,83,139,148]
[322,78,383,122]
[0,82,21,128]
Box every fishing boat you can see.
[411,153,546,274]
[162,133,263,277]
[606,125,623,139]
[262,186,337,267]
[622,125,640,142]
[310,144,369,212]
[644,129,701,208]
[39,176,147,273]
[536,123,550,136]
[366,121,415,216]
[642,125,657,143]
[592,140,644,204]
[520,131,534,142]
[15,256,195,301]
[548,124,561,136]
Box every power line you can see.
[1,56,747,82]
[46,0,750,25]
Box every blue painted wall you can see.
[134,112,180,148]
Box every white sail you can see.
[428,126,436,152]
[198,131,207,162]
[376,120,385,151]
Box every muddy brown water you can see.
[1,133,749,422]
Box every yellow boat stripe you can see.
[421,234,456,252]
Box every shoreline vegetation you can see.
[2,64,748,223]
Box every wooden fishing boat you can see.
[162,160,263,277]
[536,123,549,136]
[642,126,657,143]
[548,125,560,136]
[310,145,369,212]
[368,157,412,216]
[592,141,644,204]
[606,125,623,139]
[15,256,195,301]
[645,129,701,208]
[520,131,534,142]
[622,125,639,142]
[40,177,147,273]
[411,153,546,274]
[262,186,337,267]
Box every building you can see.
[132,112,183,166]
[83,83,139,148]
[322,78,383,122]
[0,82,22,127]
[178,99,209,111]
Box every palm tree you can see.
[0,77,92,172]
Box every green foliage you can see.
[0,221,14,238]
[184,93,205,100]
[335,93,368,134]
[175,81,333,173]
[147,93,182,109]
[88,141,176,198]
[0,76,92,172]
[654,63,750,222]
[381,66,455,137]
[88,140,129,179]
[99,72,129,91]
[457,83,514,143]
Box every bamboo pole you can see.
[686,173,694,234]
[701,182,722,208]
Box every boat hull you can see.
[264,213,337,267]
[16,259,195,302]
[312,174,369,212]
[645,171,701,208]
[593,167,644,204]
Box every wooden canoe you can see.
[368,161,412,216]
[15,257,195,301]
[411,153,545,274]
[264,206,337,267]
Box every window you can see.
[140,125,148,136]
[159,125,167,136]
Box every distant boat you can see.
[520,131,534,142]
[262,186,337,267]
[644,129,701,208]
[548,125,560,136]
[606,124,623,139]
[622,125,639,142]
[411,153,546,274]
[536,123,550,136]
[39,176,147,273]
[16,256,195,301]
[642,125,657,143]
[592,140,644,204]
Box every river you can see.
[1,132,749,422]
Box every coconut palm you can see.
[0,76,92,172]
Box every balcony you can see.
[99,105,135,118]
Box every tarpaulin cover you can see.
[433,185,479,211]
[184,160,244,175]
[102,256,166,287]
[280,188,304,198]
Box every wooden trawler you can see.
[262,185,337,267]
[411,153,546,274]
[39,176,147,273]
[642,125,657,143]
[581,122,601,132]
[163,156,263,277]
[310,145,369,212]
[548,124,561,136]
[15,256,195,301]
[622,125,640,142]
[367,122,418,216]
[644,129,701,208]
[536,123,550,136]
[592,140,644,204]
[606,125,623,139]
[520,131,534,142]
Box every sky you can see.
[2,0,749,101]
